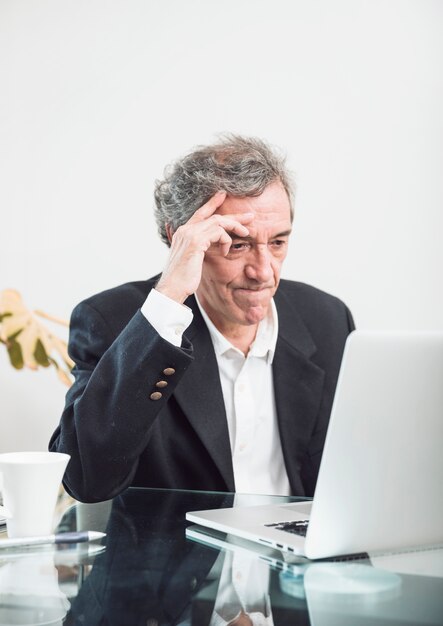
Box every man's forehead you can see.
[216,207,292,237]
[215,183,291,219]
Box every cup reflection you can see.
[0,552,69,626]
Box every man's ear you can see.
[165,223,174,244]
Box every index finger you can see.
[188,190,227,222]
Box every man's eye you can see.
[230,242,249,252]
[270,239,287,248]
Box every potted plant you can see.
[0,289,73,386]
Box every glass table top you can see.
[1,487,442,625]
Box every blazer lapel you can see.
[172,289,325,496]
[273,288,325,495]
[173,296,235,491]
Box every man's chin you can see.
[239,304,270,326]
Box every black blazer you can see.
[49,276,354,502]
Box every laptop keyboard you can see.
[265,520,309,537]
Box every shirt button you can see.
[156,380,168,388]
[238,383,246,393]
[150,391,162,401]
[239,442,246,451]
[163,368,175,376]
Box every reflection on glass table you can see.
[0,499,105,626]
[0,488,442,626]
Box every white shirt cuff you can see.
[141,288,193,347]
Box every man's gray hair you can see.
[154,134,295,246]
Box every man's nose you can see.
[244,245,273,283]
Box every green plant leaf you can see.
[33,338,50,367]
[7,339,24,369]
[7,328,24,341]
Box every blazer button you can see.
[150,391,162,401]
[163,367,175,376]
[156,380,168,388]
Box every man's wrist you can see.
[155,279,189,305]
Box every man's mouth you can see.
[234,285,274,292]
[233,286,274,298]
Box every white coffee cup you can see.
[0,451,70,538]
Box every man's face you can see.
[196,181,292,333]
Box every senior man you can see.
[49,135,354,503]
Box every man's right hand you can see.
[155,190,254,304]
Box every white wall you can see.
[1,0,442,452]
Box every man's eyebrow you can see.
[227,229,293,240]
[271,230,292,239]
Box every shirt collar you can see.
[194,294,278,364]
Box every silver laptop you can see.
[186,330,443,560]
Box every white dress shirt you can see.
[141,289,291,496]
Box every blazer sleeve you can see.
[49,300,194,502]
[346,304,356,333]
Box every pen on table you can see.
[0,530,106,549]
